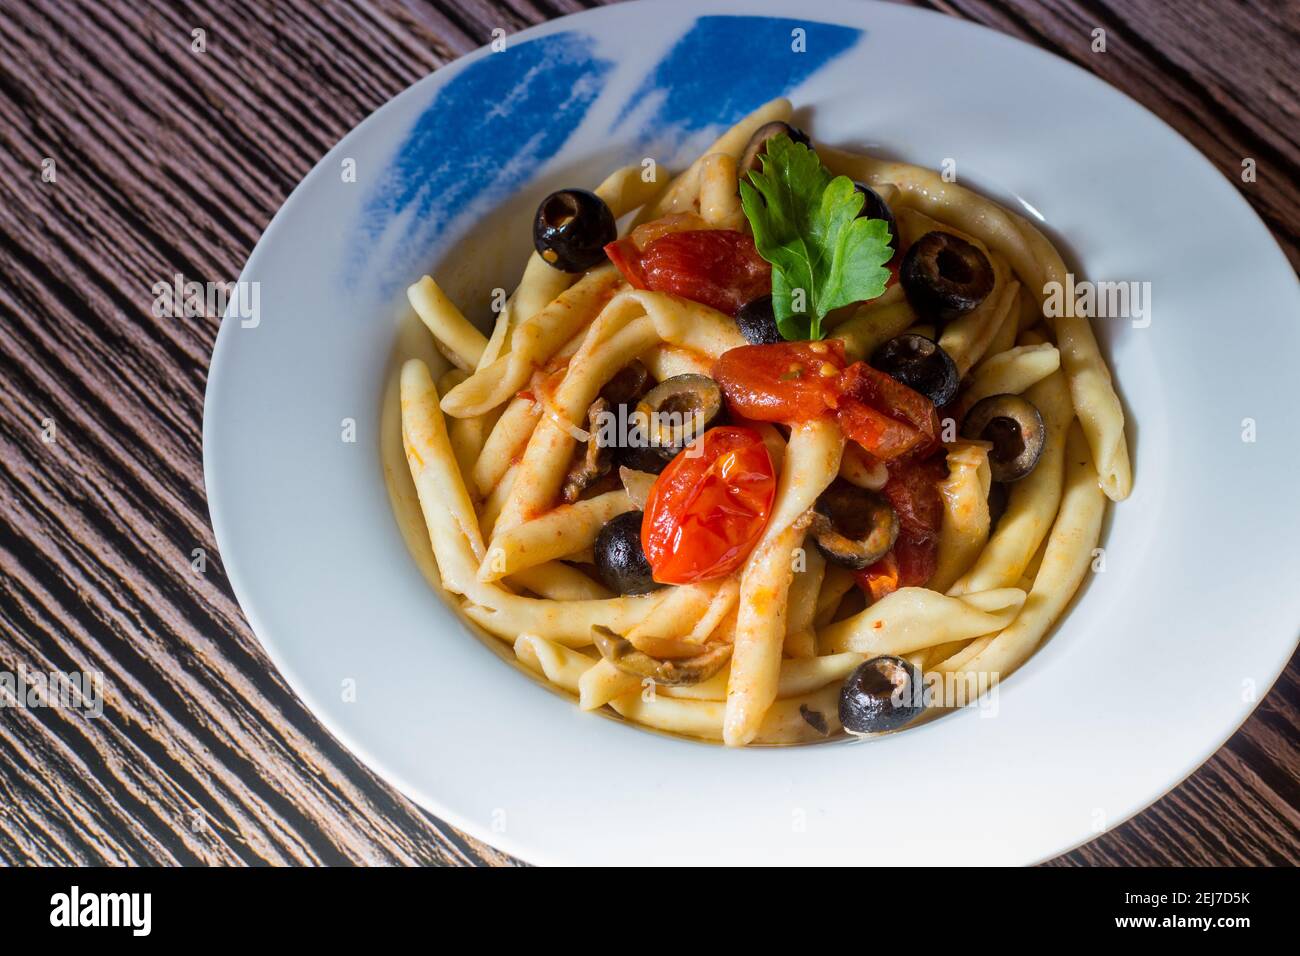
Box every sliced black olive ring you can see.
[809,480,900,570]
[593,511,661,595]
[839,656,925,735]
[852,181,899,254]
[592,626,732,686]
[871,333,960,408]
[738,121,811,182]
[635,374,723,460]
[900,231,995,323]
[533,188,617,273]
[961,394,1046,482]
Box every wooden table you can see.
[0,0,1295,866]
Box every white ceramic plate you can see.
[204,0,1300,865]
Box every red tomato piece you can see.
[641,427,777,585]
[834,362,940,459]
[606,229,771,317]
[604,236,647,288]
[835,397,930,462]
[714,341,846,422]
[855,552,900,603]
[854,533,937,600]
[894,532,939,588]
[853,455,946,599]
[881,455,947,541]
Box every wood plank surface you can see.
[0,0,1295,866]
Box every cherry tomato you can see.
[713,341,846,422]
[605,229,771,317]
[641,427,777,584]
[604,236,647,287]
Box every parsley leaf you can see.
[739,133,894,340]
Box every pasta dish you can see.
[388,98,1130,746]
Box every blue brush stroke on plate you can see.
[350,17,861,298]
[350,32,613,295]
[615,16,861,152]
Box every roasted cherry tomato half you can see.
[641,427,777,584]
[713,340,846,422]
[605,229,771,317]
[832,362,940,461]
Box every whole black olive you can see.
[839,656,924,735]
[852,181,898,254]
[736,295,783,345]
[809,481,899,570]
[636,374,723,460]
[900,231,995,323]
[738,121,811,181]
[871,334,959,407]
[593,511,661,595]
[533,189,617,272]
[961,394,1046,482]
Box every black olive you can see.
[636,374,723,460]
[616,443,669,474]
[839,656,924,735]
[593,511,661,595]
[809,480,899,570]
[852,181,898,254]
[533,189,617,272]
[799,704,830,737]
[599,360,650,407]
[987,481,1009,530]
[738,121,811,181]
[961,394,1046,482]
[871,334,959,408]
[900,231,995,323]
[736,295,783,345]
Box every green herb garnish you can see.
[739,133,893,340]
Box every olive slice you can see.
[533,189,617,272]
[736,295,783,345]
[809,480,900,570]
[852,181,899,254]
[635,374,723,460]
[871,334,959,407]
[900,231,995,323]
[600,360,651,408]
[593,511,661,595]
[738,121,811,181]
[592,626,732,686]
[961,394,1046,482]
[562,398,614,503]
[839,656,924,735]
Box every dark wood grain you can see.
[0,0,1295,867]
